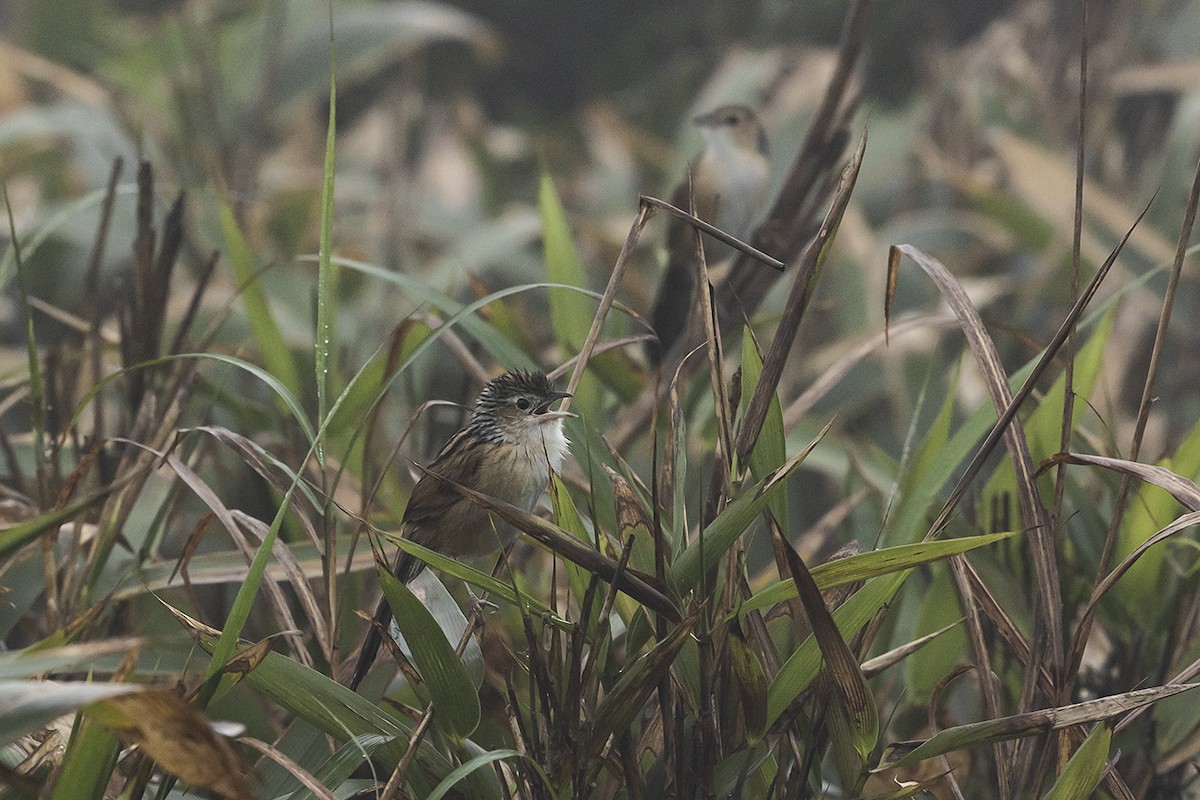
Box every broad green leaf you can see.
[882,368,959,546]
[378,568,481,742]
[284,734,390,800]
[905,568,967,702]
[51,713,120,800]
[384,534,563,624]
[1117,408,1200,608]
[1042,723,1112,800]
[983,308,1115,524]
[738,530,1019,617]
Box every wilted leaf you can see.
[89,689,256,800]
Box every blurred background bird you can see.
[348,369,572,690]
[647,104,770,364]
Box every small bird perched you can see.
[648,104,770,363]
[349,370,572,690]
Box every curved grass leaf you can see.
[1042,722,1112,800]
[378,568,480,743]
[0,490,112,561]
[426,748,551,800]
[875,684,1198,771]
[738,530,1019,617]
[382,534,563,624]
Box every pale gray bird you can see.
[648,104,770,363]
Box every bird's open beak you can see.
[535,391,574,421]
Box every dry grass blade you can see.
[1067,151,1200,698]
[562,201,653,408]
[947,555,1008,797]
[916,192,1151,541]
[860,620,963,679]
[1048,453,1200,511]
[784,313,958,429]
[771,517,878,763]
[162,453,316,665]
[639,195,784,270]
[239,737,337,800]
[876,684,1200,772]
[889,244,1061,688]
[735,129,867,463]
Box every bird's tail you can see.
[348,549,422,690]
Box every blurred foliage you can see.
[3,0,1200,798]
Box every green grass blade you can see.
[1041,723,1112,800]
[766,572,908,729]
[314,7,337,464]
[738,531,1019,618]
[378,568,481,742]
[671,425,829,593]
[50,713,121,800]
[218,199,303,398]
[426,749,551,800]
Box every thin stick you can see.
[562,203,654,408]
[641,195,784,270]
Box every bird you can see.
[348,369,572,691]
[648,104,770,363]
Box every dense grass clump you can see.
[3,2,1200,798]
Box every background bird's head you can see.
[694,104,768,158]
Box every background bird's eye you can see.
[515,397,531,411]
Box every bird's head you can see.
[474,370,573,442]
[694,104,768,158]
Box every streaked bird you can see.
[348,370,572,690]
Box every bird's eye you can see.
[725,114,739,126]
[515,397,532,411]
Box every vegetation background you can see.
[2,0,1200,798]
